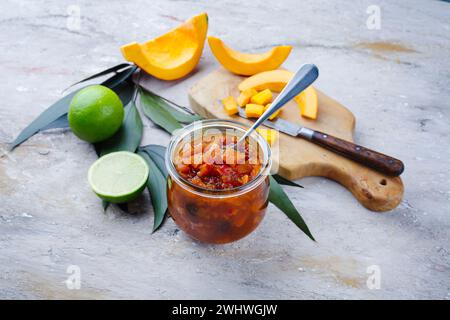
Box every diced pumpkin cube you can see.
[257,128,278,145]
[237,88,257,107]
[245,104,265,118]
[221,96,238,115]
[264,103,281,120]
[250,89,272,105]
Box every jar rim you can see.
[165,119,272,198]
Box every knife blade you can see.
[237,108,314,139]
[236,108,404,176]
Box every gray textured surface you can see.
[1,0,450,299]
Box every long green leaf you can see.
[138,151,168,232]
[41,79,136,131]
[95,101,143,156]
[166,104,202,123]
[140,89,182,134]
[111,79,135,106]
[10,66,137,150]
[144,90,198,116]
[273,174,304,188]
[65,63,131,91]
[9,89,82,150]
[139,90,201,123]
[102,66,137,89]
[139,145,168,177]
[102,200,110,211]
[268,175,315,241]
[41,114,69,130]
[140,144,166,157]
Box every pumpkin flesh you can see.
[208,36,291,76]
[121,13,208,80]
[238,69,319,119]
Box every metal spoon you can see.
[236,64,319,146]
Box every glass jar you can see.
[165,120,272,244]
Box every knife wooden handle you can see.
[311,131,404,176]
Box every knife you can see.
[237,108,404,176]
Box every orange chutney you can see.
[166,120,271,244]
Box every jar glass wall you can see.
[165,120,272,244]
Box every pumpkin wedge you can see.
[238,69,319,119]
[121,13,208,80]
[296,86,318,120]
[208,36,291,76]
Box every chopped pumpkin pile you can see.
[221,87,282,145]
[221,70,320,146]
[238,69,319,120]
[222,69,319,122]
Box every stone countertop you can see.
[1,0,449,299]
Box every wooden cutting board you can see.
[188,68,404,212]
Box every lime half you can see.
[88,151,149,203]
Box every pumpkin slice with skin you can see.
[238,69,319,119]
[208,36,292,76]
[121,13,208,80]
[296,86,318,120]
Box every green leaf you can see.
[41,79,136,132]
[95,101,143,210]
[117,202,131,213]
[102,200,110,211]
[111,79,135,106]
[9,88,82,150]
[139,90,201,123]
[102,66,137,89]
[138,151,168,232]
[164,102,202,123]
[139,145,168,177]
[140,144,166,157]
[95,101,143,156]
[9,66,137,150]
[268,175,315,241]
[65,63,132,91]
[272,174,304,188]
[143,89,200,117]
[140,89,182,134]
[41,114,69,130]
[167,106,202,123]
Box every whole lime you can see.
[68,85,124,143]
